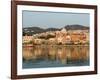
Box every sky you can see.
[22,10,90,28]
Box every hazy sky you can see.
[22,10,90,28]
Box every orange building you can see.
[70,33,87,44]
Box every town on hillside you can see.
[22,26,89,46]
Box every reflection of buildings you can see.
[68,46,89,61]
[23,46,89,65]
[23,47,35,60]
[57,47,68,64]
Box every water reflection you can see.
[23,45,89,68]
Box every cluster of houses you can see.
[23,28,89,46]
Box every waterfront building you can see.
[23,27,89,45]
[23,35,33,43]
[33,38,43,45]
[48,38,56,44]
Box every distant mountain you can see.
[64,25,89,30]
[23,25,89,36]
[46,28,60,31]
[23,27,60,35]
[23,27,45,32]
[23,27,45,35]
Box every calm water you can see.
[22,45,89,69]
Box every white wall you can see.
[0,0,99,80]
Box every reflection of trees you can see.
[23,45,89,64]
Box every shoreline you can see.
[23,44,89,47]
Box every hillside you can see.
[23,25,89,36]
